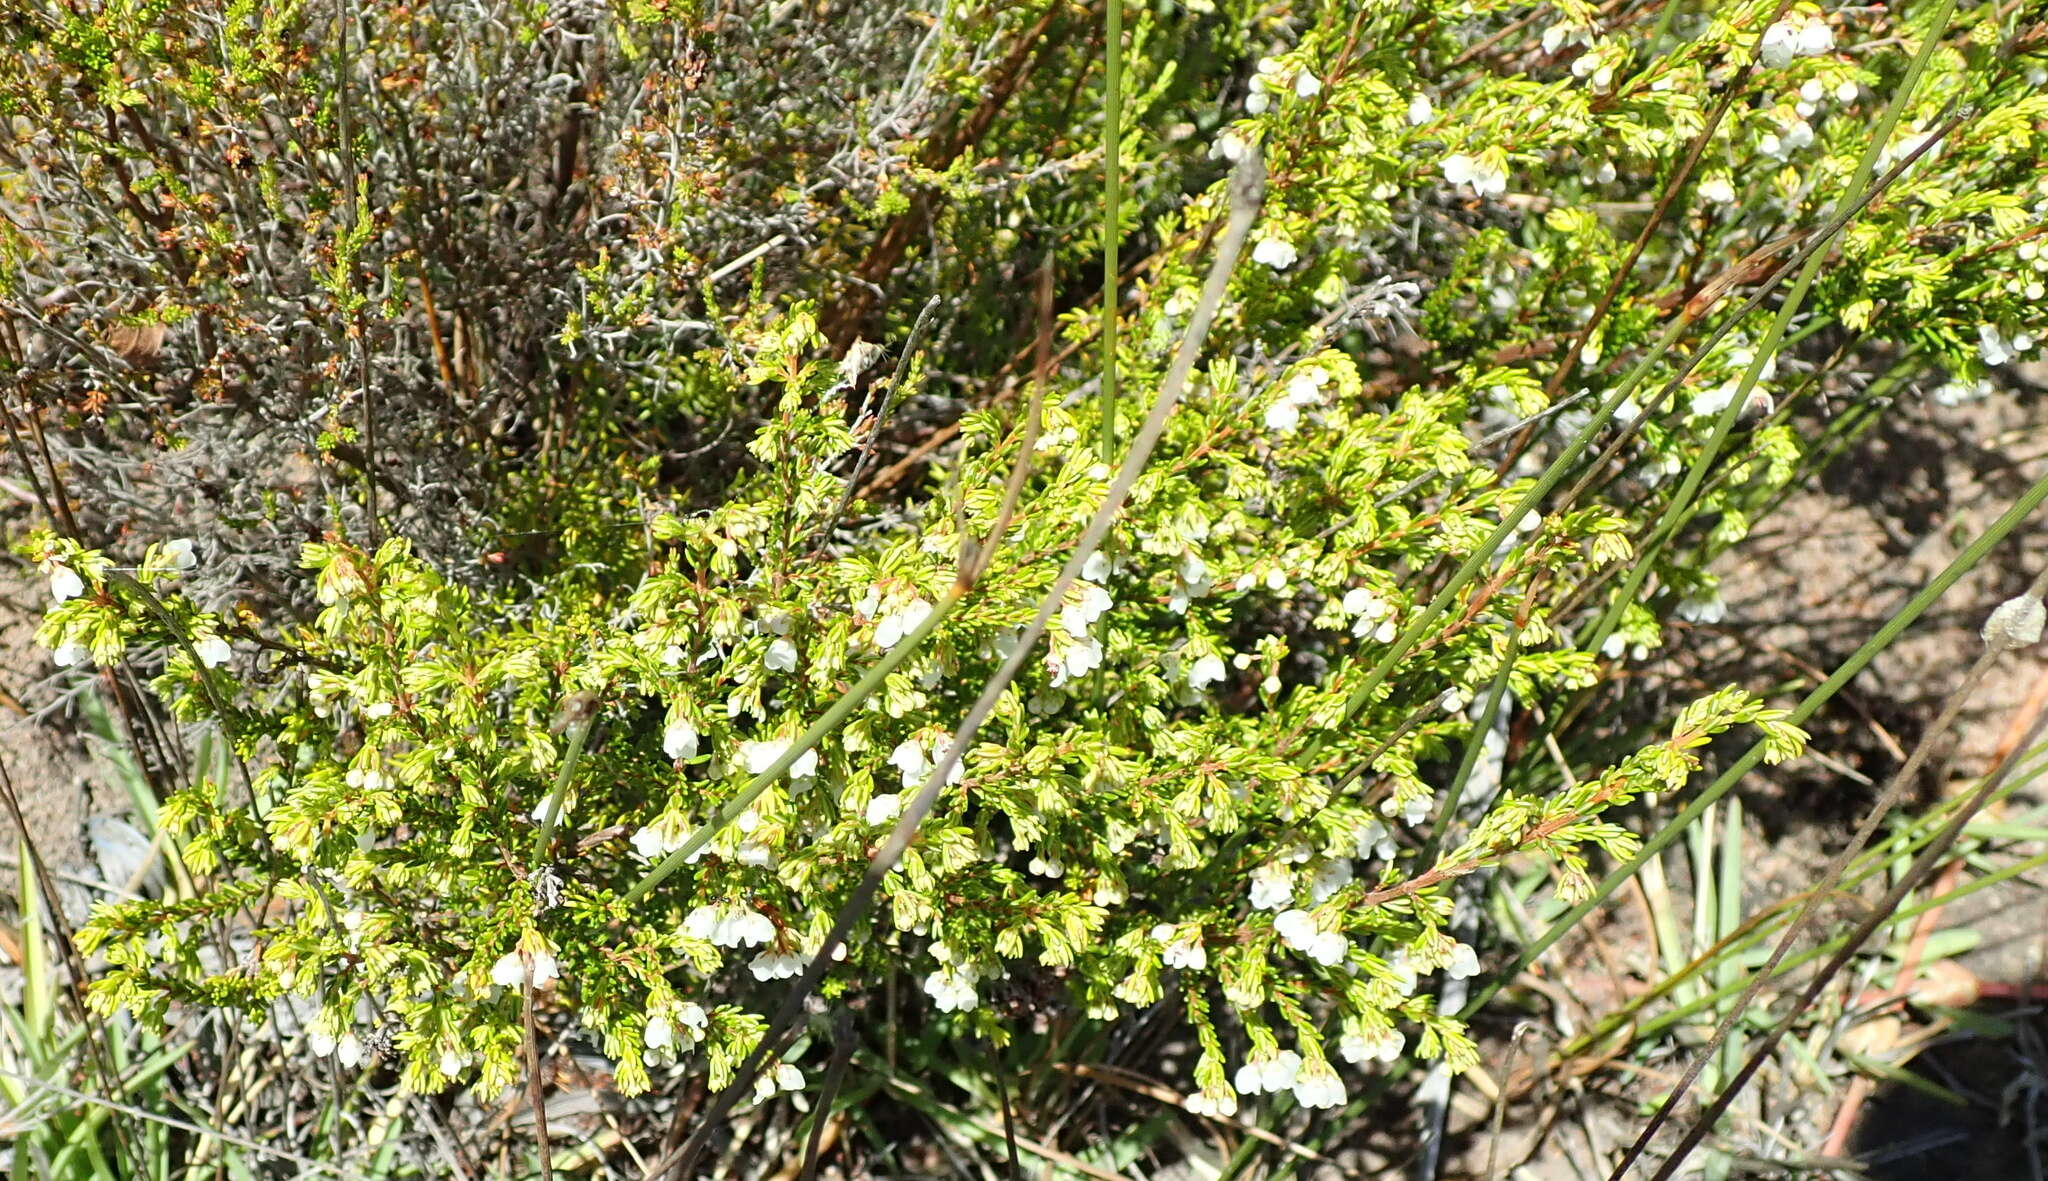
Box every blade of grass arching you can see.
[1461,456,2048,1026]
[1088,0,1128,754]
[44,1033,191,1181]
[529,697,594,864]
[657,153,1268,1181]
[1580,0,1960,661]
[0,1063,355,1179]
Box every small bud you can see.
[550,690,601,734]
[1981,594,2045,651]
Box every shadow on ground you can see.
[1852,997,2048,1180]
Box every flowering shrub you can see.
[49,317,1804,1110]
[7,0,2044,1156]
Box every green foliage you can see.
[5,0,2042,1159]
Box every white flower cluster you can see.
[1675,589,1728,625]
[2007,239,2048,302]
[642,1000,709,1067]
[310,1025,367,1069]
[1264,365,1329,433]
[1169,552,1213,614]
[1441,153,1508,198]
[740,737,817,782]
[1569,44,1620,93]
[1354,818,1397,861]
[888,734,965,792]
[1290,1060,1347,1109]
[1308,857,1352,902]
[1243,54,1320,115]
[1047,574,1113,687]
[1273,908,1347,965]
[856,584,934,652]
[1339,1025,1404,1065]
[1184,647,1229,692]
[1251,235,1299,270]
[923,943,981,1012]
[663,716,701,760]
[1932,376,1996,407]
[1232,1047,1300,1096]
[682,901,775,948]
[489,942,562,990]
[1227,1047,1345,1108]
[1149,923,1208,970]
[629,816,695,862]
[751,1061,805,1104]
[1759,12,1834,70]
[750,948,804,981]
[1978,323,2035,367]
[1601,631,1651,662]
[43,556,83,601]
[1342,586,1398,643]
[1380,791,1431,828]
[1185,1086,1238,1118]
[1248,862,1293,910]
[862,792,903,825]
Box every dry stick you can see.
[1615,567,2048,1180]
[0,380,68,533]
[654,153,1267,1181]
[814,294,943,555]
[1645,700,2048,1181]
[968,256,1058,588]
[522,960,555,1181]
